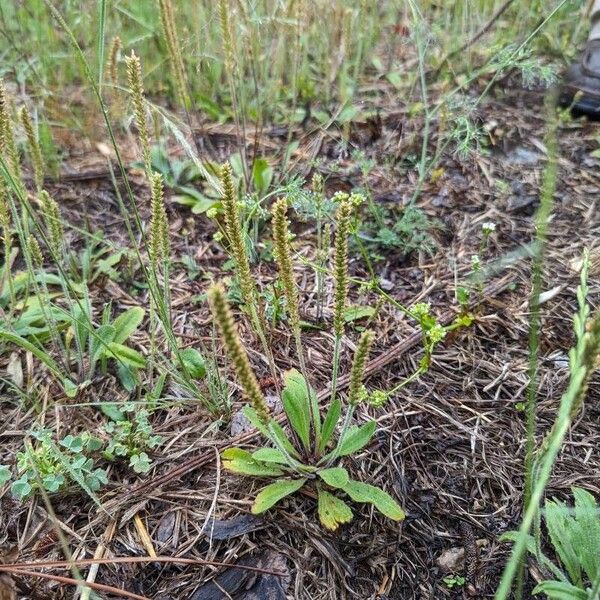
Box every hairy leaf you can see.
[318,467,349,489]
[342,480,405,521]
[572,487,600,583]
[180,347,206,379]
[252,448,288,464]
[106,342,146,369]
[318,398,341,454]
[251,478,306,514]
[112,307,144,344]
[242,407,299,458]
[337,421,376,457]
[282,369,312,452]
[222,448,284,477]
[532,581,588,599]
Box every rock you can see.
[190,550,289,600]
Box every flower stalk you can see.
[330,200,353,405]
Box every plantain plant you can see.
[208,284,405,531]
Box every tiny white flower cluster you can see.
[481,221,496,235]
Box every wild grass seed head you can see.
[208,283,270,425]
[125,51,152,177]
[272,198,300,331]
[0,178,10,231]
[158,0,189,108]
[219,0,235,75]
[107,36,122,86]
[19,107,45,191]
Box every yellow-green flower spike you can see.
[348,330,374,406]
[332,200,353,338]
[158,0,189,108]
[220,163,255,303]
[271,198,300,331]
[0,79,22,181]
[107,36,122,86]
[148,173,169,266]
[208,283,270,425]
[28,234,44,269]
[39,190,64,257]
[20,107,45,191]
[219,0,235,75]
[125,51,152,177]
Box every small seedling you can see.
[10,430,106,500]
[103,405,162,474]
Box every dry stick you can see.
[1,556,287,575]
[79,518,117,600]
[107,274,513,504]
[1,568,150,600]
[433,0,516,77]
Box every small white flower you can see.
[471,254,481,267]
[481,221,496,234]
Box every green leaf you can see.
[281,369,312,452]
[106,342,146,369]
[90,324,116,366]
[318,399,341,454]
[251,157,273,195]
[117,363,138,391]
[60,435,84,453]
[112,307,144,344]
[11,477,32,499]
[337,421,376,457]
[0,465,11,485]
[572,487,600,583]
[545,498,582,586]
[180,347,206,379]
[532,581,588,599]
[318,467,349,489]
[342,480,405,521]
[252,448,288,464]
[222,448,285,477]
[317,488,353,531]
[343,305,375,323]
[251,478,306,514]
[130,452,152,474]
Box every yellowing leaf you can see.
[251,479,306,514]
[318,488,353,531]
